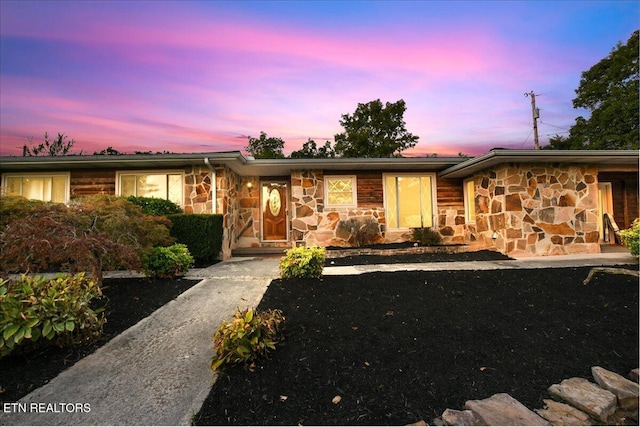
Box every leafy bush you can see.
[0,202,139,284]
[168,214,223,264]
[211,308,285,371]
[620,218,639,256]
[72,195,174,252]
[0,195,46,227]
[0,195,175,283]
[142,244,194,279]
[126,196,183,216]
[337,217,382,247]
[411,227,442,246]
[0,273,104,358]
[279,246,326,279]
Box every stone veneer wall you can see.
[291,170,386,246]
[213,166,241,259]
[473,163,600,256]
[183,165,213,214]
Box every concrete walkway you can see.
[1,252,636,425]
[1,257,280,426]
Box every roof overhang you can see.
[0,152,465,176]
[439,149,640,179]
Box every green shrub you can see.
[142,244,194,279]
[411,227,442,246]
[620,218,640,256]
[168,214,223,264]
[0,273,104,358]
[279,246,326,279]
[0,203,140,283]
[0,195,46,227]
[126,196,183,216]
[211,308,285,371]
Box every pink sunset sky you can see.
[0,1,637,157]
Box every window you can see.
[324,176,356,207]
[464,178,476,223]
[117,171,183,206]
[2,173,69,203]
[384,174,435,229]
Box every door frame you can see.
[597,182,614,243]
[260,181,289,243]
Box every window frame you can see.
[1,172,70,203]
[463,178,476,224]
[383,173,437,230]
[116,170,184,207]
[324,175,357,208]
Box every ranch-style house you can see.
[1,149,638,259]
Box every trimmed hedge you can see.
[126,196,183,216]
[168,214,223,264]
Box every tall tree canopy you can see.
[245,131,285,159]
[22,132,77,156]
[545,30,638,150]
[289,138,335,158]
[333,99,419,157]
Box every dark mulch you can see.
[0,276,199,404]
[327,249,513,266]
[194,265,639,426]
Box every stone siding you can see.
[473,163,600,256]
[183,165,213,214]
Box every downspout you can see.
[203,157,217,214]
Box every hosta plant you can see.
[211,308,285,371]
[279,246,326,279]
[0,273,104,358]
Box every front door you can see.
[598,182,614,243]
[261,182,288,242]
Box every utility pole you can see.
[525,91,540,150]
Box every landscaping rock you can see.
[534,399,594,425]
[548,377,617,423]
[406,420,428,426]
[630,368,639,383]
[441,408,486,426]
[591,366,639,410]
[464,393,550,425]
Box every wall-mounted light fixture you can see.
[491,231,498,240]
[246,181,253,195]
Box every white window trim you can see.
[115,170,185,207]
[1,172,71,203]
[463,178,476,224]
[324,175,357,208]
[383,173,438,230]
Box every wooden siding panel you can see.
[70,170,116,197]
[436,178,464,207]
[356,172,383,208]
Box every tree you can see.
[245,131,285,159]
[94,146,123,155]
[289,138,335,158]
[333,99,419,158]
[546,30,638,150]
[22,132,78,156]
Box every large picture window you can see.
[117,171,183,206]
[464,178,476,223]
[384,174,435,229]
[324,176,356,207]
[3,173,69,203]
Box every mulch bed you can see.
[194,264,639,426]
[327,249,513,266]
[0,276,199,404]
